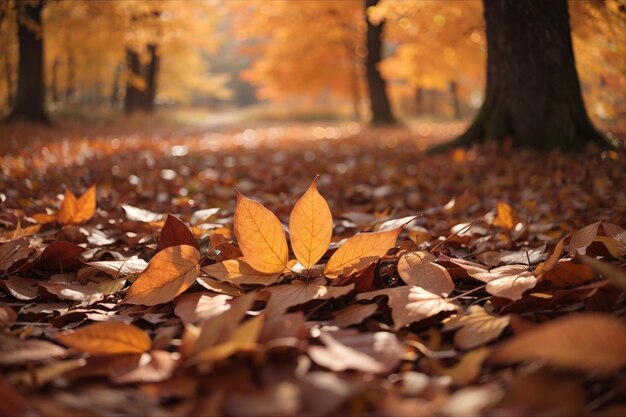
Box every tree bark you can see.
[452,0,608,150]
[364,0,395,126]
[7,1,49,123]
[124,45,159,114]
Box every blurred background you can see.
[0,0,624,131]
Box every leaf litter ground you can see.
[0,121,625,417]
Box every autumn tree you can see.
[452,0,609,149]
[7,0,49,123]
[364,0,395,125]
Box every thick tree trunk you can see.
[7,1,49,124]
[453,0,607,150]
[364,0,395,126]
[124,45,159,114]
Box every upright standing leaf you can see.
[234,191,288,274]
[58,185,96,225]
[157,214,199,251]
[569,221,601,255]
[492,201,518,231]
[289,177,333,269]
[56,322,151,355]
[124,245,200,306]
[324,227,402,279]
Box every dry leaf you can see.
[308,329,402,373]
[174,292,232,325]
[58,185,96,225]
[289,177,333,269]
[397,251,454,296]
[87,258,148,277]
[0,238,31,271]
[0,375,27,417]
[0,336,66,364]
[324,226,402,279]
[445,306,510,350]
[33,240,86,271]
[329,303,378,328]
[202,258,281,286]
[429,347,489,385]
[124,245,200,306]
[194,314,265,363]
[357,286,458,330]
[489,313,626,374]
[263,279,354,317]
[0,303,17,327]
[492,201,519,230]
[451,260,537,301]
[0,276,39,300]
[542,260,594,288]
[577,255,626,290]
[107,351,178,384]
[569,221,601,255]
[234,191,288,274]
[156,214,199,252]
[57,322,151,355]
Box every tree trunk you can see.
[110,63,122,107]
[448,80,461,119]
[124,45,159,114]
[66,50,75,104]
[51,57,61,103]
[364,0,395,126]
[4,55,12,109]
[452,0,607,149]
[7,1,49,124]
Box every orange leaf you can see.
[492,201,518,231]
[58,185,96,225]
[56,322,151,355]
[233,191,288,274]
[263,279,354,317]
[489,313,626,375]
[202,258,281,286]
[289,177,333,269]
[444,306,510,350]
[324,226,402,279]
[124,245,200,306]
[397,251,454,296]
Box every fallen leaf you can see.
[0,336,66,364]
[289,177,333,269]
[107,351,178,384]
[451,260,536,301]
[156,214,199,252]
[124,245,201,306]
[174,292,232,325]
[444,306,510,350]
[234,191,288,274]
[542,260,594,287]
[492,201,518,230]
[0,375,27,416]
[263,279,354,317]
[39,282,103,305]
[308,329,402,373]
[357,286,458,330]
[194,314,264,363]
[0,238,31,271]
[429,347,489,385]
[202,258,281,286]
[489,313,626,375]
[577,255,626,289]
[324,226,402,279]
[56,322,151,355]
[0,276,39,300]
[32,240,86,271]
[0,303,17,327]
[569,221,601,255]
[88,258,148,277]
[329,303,378,328]
[196,276,244,296]
[58,185,96,225]
[397,251,454,296]
[121,204,165,222]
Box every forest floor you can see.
[0,114,625,416]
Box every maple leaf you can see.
[289,176,333,269]
[58,185,97,225]
[234,191,288,274]
[324,226,403,279]
[124,245,201,306]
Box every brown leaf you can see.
[0,238,31,271]
[263,279,354,317]
[577,255,626,290]
[569,221,601,255]
[289,176,333,269]
[234,191,288,274]
[196,276,244,296]
[308,329,402,373]
[428,347,489,385]
[492,201,519,230]
[56,322,151,355]
[542,260,594,288]
[124,245,201,306]
[202,258,281,286]
[87,258,148,277]
[39,282,103,305]
[174,292,232,325]
[452,260,537,301]
[324,226,402,279]
[329,304,378,328]
[194,314,265,363]
[0,336,66,364]
[444,306,510,350]
[33,240,86,271]
[58,185,96,225]
[0,276,39,300]
[156,214,199,252]
[357,286,458,330]
[0,303,17,327]
[397,251,454,296]
[107,351,178,384]
[121,204,165,222]
[489,313,626,375]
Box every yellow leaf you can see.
[324,227,402,279]
[233,191,288,274]
[124,245,200,306]
[444,306,510,350]
[492,201,518,231]
[194,314,264,363]
[202,258,281,286]
[56,322,151,355]
[429,347,489,385]
[58,185,96,225]
[489,313,626,375]
[289,177,333,269]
